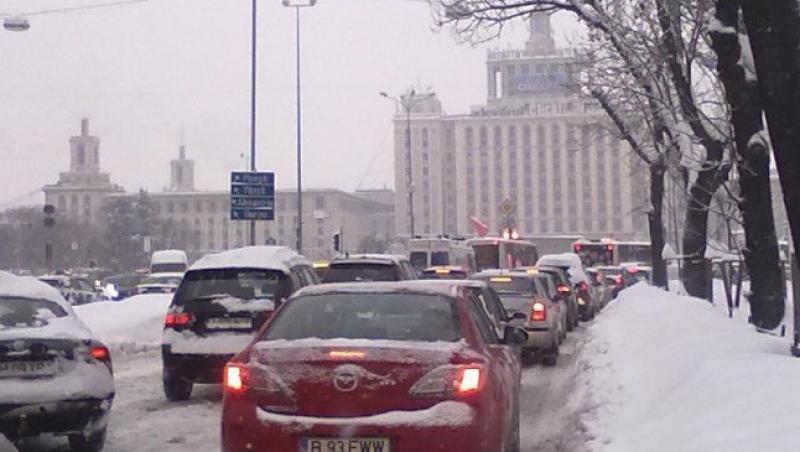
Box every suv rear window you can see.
[173,268,290,305]
[0,297,68,329]
[322,263,400,283]
[475,275,539,295]
[263,293,461,342]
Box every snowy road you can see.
[16,331,591,452]
[519,326,590,452]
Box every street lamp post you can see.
[283,0,316,254]
[249,0,258,246]
[379,90,433,238]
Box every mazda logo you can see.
[332,369,359,392]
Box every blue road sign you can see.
[230,171,275,221]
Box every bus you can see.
[467,237,539,271]
[408,237,476,274]
[572,239,652,267]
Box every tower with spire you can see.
[484,12,576,107]
[525,12,556,56]
[43,118,123,224]
[169,145,195,192]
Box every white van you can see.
[150,250,188,277]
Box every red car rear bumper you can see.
[222,397,497,452]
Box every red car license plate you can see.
[300,437,391,452]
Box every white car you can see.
[0,271,114,451]
[136,274,182,294]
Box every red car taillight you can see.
[530,302,546,322]
[556,284,572,296]
[164,312,193,328]
[612,275,624,287]
[410,365,484,398]
[224,363,248,393]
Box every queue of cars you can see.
[1,240,646,451]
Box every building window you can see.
[180,201,189,213]
[422,128,429,147]
[195,201,203,213]
[315,196,325,209]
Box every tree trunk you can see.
[649,159,668,288]
[740,0,800,273]
[712,0,785,329]
[682,164,728,299]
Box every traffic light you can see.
[333,232,341,252]
[43,204,56,228]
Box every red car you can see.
[221,281,526,452]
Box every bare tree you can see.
[433,0,734,296]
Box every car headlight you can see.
[104,283,119,299]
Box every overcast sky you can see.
[0,0,579,207]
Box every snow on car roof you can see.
[294,281,462,298]
[1,271,71,309]
[0,271,95,341]
[537,253,589,283]
[403,278,486,289]
[189,246,310,273]
[151,249,188,263]
[329,254,409,265]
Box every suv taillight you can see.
[410,365,484,398]
[530,302,546,322]
[90,345,110,361]
[164,312,193,328]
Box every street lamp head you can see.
[3,16,30,32]
[379,92,389,98]
[282,0,317,6]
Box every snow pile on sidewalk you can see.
[74,294,172,352]
[581,283,800,452]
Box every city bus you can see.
[467,237,539,271]
[408,237,476,274]
[572,238,652,267]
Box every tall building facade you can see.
[392,14,647,240]
[43,121,395,261]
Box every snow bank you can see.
[74,294,172,352]
[581,283,800,452]
[257,400,474,431]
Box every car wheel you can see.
[68,427,107,452]
[163,370,193,401]
[520,350,537,367]
[542,341,559,367]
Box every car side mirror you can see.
[509,312,527,321]
[503,326,528,346]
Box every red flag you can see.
[469,216,489,237]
